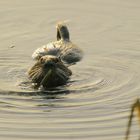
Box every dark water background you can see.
[0,0,140,139]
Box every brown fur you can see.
[28,55,72,88]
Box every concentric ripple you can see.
[0,51,140,140]
[0,0,140,140]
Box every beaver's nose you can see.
[44,61,56,68]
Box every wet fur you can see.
[28,56,72,88]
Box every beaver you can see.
[28,55,72,89]
[32,22,83,64]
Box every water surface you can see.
[0,0,140,140]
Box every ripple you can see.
[0,0,140,139]
[0,52,140,140]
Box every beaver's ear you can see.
[39,57,45,64]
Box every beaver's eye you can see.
[53,58,59,63]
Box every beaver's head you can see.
[28,55,72,89]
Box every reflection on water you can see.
[0,0,140,140]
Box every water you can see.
[0,0,140,140]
